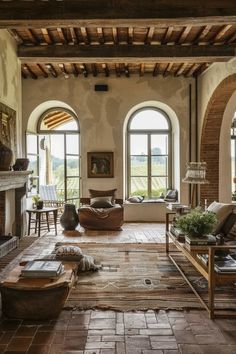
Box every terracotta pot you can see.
[60,204,79,231]
[0,141,13,171]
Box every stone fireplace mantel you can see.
[0,171,31,238]
[0,171,31,192]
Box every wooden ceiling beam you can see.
[128,27,134,45]
[153,63,159,76]
[44,113,69,124]
[71,63,79,77]
[69,27,78,44]
[36,64,49,78]
[91,64,98,77]
[102,63,109,77]
[212,24,232,43]
[177,26,192,44]
[25,29,38,45]
[18,44,236,63]
[2,1,236,28]
[41,28,53,45]
[115,63,121,77]
[139,63,145,76]
[97,27,105,45]
[45,63,58,78]
[79,64,88,77]
[145,27,155,45]
[112,27,118,45]
[47,116,73,129]
[22,63,37,80]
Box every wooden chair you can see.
[39,185,64,213]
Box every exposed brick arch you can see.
[200,74,236,204]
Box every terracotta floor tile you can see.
[6,337,32,351]
[32,332,54,345]
[27,344,50,354]
[15,325,37,337]
[63,336,87,350]
[0,332,15,345]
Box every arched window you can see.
[127,107,172,199]
[27,108,80,206]
[231,112,236,200]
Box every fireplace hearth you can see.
[0,236,18,258]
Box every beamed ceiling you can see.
[1,0,236,79]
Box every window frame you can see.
[127,107,172,199]
[27,108,81,205]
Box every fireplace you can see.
[0,171,31,238]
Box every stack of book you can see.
[170,225,186,242]
[21,260,64,278]
[167,203,189,212]
[197,253,236,273]
[185,234,216,251]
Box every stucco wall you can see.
[198,59,236,202]
[0,29,22,155]
[22,75,194,203]
[0,29,22,234]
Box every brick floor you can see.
[0,223,236,353]
[0,309,235,353]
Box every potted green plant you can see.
[32,195,43,210]
[175,208,217,238]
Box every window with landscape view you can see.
[127,107,172,199]
[27,108,80,207]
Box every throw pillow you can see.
[77,255,102,272]
[89,188,117,204]
[90,196,113,208]
[55,245,84,262]
[126,195,144,203]
[207,201,235,234]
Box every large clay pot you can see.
[0,141,13,171]
[60,204,79,231]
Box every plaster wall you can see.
[0,29,22,155]
[198,59,236,202]
[22,75,194,204]
[0,29,22,234]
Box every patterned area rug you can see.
[67,243,236,312]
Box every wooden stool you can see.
[26,207,58,237]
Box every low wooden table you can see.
[26,207,58,237]
[166,229,236,319]
[0,263,76,319]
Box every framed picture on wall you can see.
[87,152,114,178]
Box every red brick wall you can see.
[0,192,5,236]
[200,74,236,204]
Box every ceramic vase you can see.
[0,141,13,171]
[60,204,79,231]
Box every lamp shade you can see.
[182,162,209,184]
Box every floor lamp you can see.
[182,162,209,208]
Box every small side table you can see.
[26,207,58,237]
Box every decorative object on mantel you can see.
[182,161,209,208]
[60,204,79,231]
[12,158,29,171]
[0,140,13,171]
